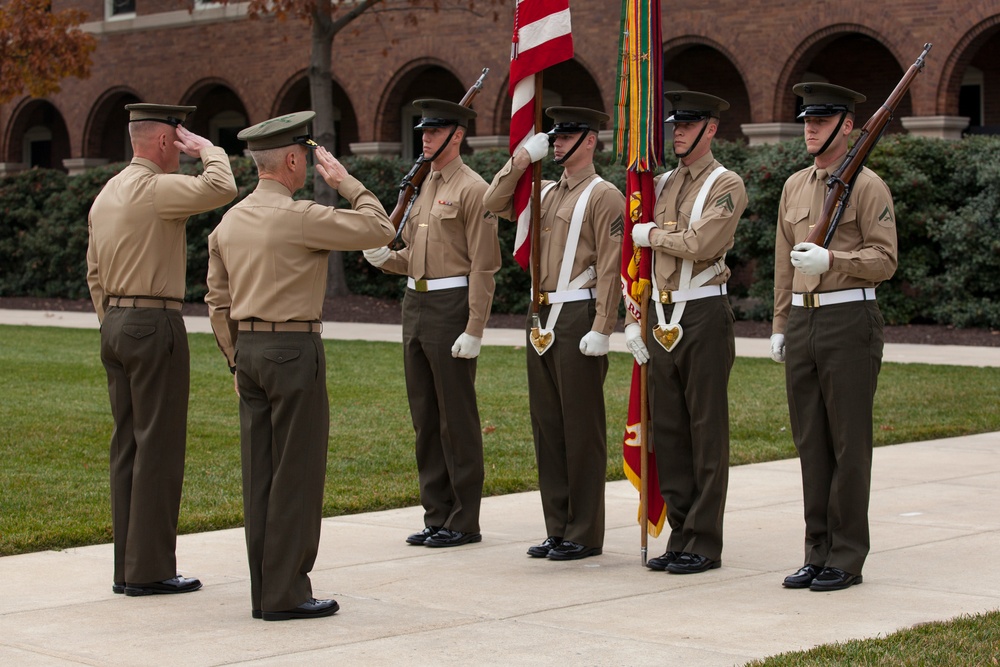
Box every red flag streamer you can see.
[509,0,573,270]
[615,0,666,538]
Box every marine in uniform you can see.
[87,102,237,597]
[482,107,624,560]
[626,92,748,574]
[205,111,394,619]
[770,83,897,592]
[363,99,501,548]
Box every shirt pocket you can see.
[431,204,466,255]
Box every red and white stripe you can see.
[509,0,573,270]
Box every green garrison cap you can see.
[238,111,319,151]
[412,99,477,129]
[794,82,866,119]
[125,103,196,127]
[545,106,610,135]
[664,91,730,123]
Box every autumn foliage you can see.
[0,0,97,103]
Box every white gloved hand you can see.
[769,333,785,363]
[624,323,650,365]
[631,222,657,248]
[790,242,831,276]
[451,333,482,359]
[579,331,610,357]
[362,246,390,268]
[522,132,550,163]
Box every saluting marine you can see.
[206,111,394,620]
[87,102,237,598]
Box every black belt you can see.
[107,296,183,310]
[238,320,323,333]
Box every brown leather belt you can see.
[238,320,323,333]
[107,296,183,310]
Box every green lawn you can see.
[2,324,998,556]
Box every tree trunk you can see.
[310,0,349,297]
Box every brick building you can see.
[2,0,998,174]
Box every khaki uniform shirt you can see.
[87,147,238,321]
[205,175,394,366]
[772,157,898,333]
[483,160,625,335]
[625,151,748,325]
[380,156,501,337]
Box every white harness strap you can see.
[533,176,604,355]
[651,166,729,350]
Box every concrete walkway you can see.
[2,309,999,665]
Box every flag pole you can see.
[529,74,544,342]
[639,280,650,565]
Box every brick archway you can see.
[83,88,141,162]
[938,15,1000,130]
[662,37,751,142]
[271,70,359,156]
[376,59,466,158]
[776,26,907,131]
[3,99,71,170]
[491,58,605,138]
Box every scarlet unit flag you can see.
[615,0,666,538]
[509,0,573,270]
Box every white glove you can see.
[579,331,610,357]
[769,333,785,363]
[363,246,390,268]
[624,323,649,365]
[790,242,831,276]
[631,222,657,248]
[451,333,482,359]
[522,132,550,163]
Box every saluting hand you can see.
[315,146,348,189]
[174,125,213,157]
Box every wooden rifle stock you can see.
[387,68,489,245]
[805,43,931,248]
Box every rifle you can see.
[805,43,931,248]
[388,68,489,247]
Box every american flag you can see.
[508,0,573,270]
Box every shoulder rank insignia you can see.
[715,192,735,213]
[610,214,624,239]
[878,205,894,224]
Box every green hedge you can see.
[2,135,999,327]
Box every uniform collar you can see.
[433,155,464,183]
[256,178,293,197]
[675,151,716,180]
[559,163,597,190]
[130,157,163,174]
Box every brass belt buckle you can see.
[414,279,428,292]
[803,293,819,308]
[659,290,673,304]
[539,292,550,306]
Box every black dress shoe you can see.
[424,528,482,547]
[406,526,442,545]
[124,576,202,596]
[527,536,562,558]
[665,553,720,574]
[112,582,125,595]
[782,564,823,589]
[810,567,863,591]
[262,598,339,621]
[546,541,602,560]
[252,609,262,619]
[646,550,680,571]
